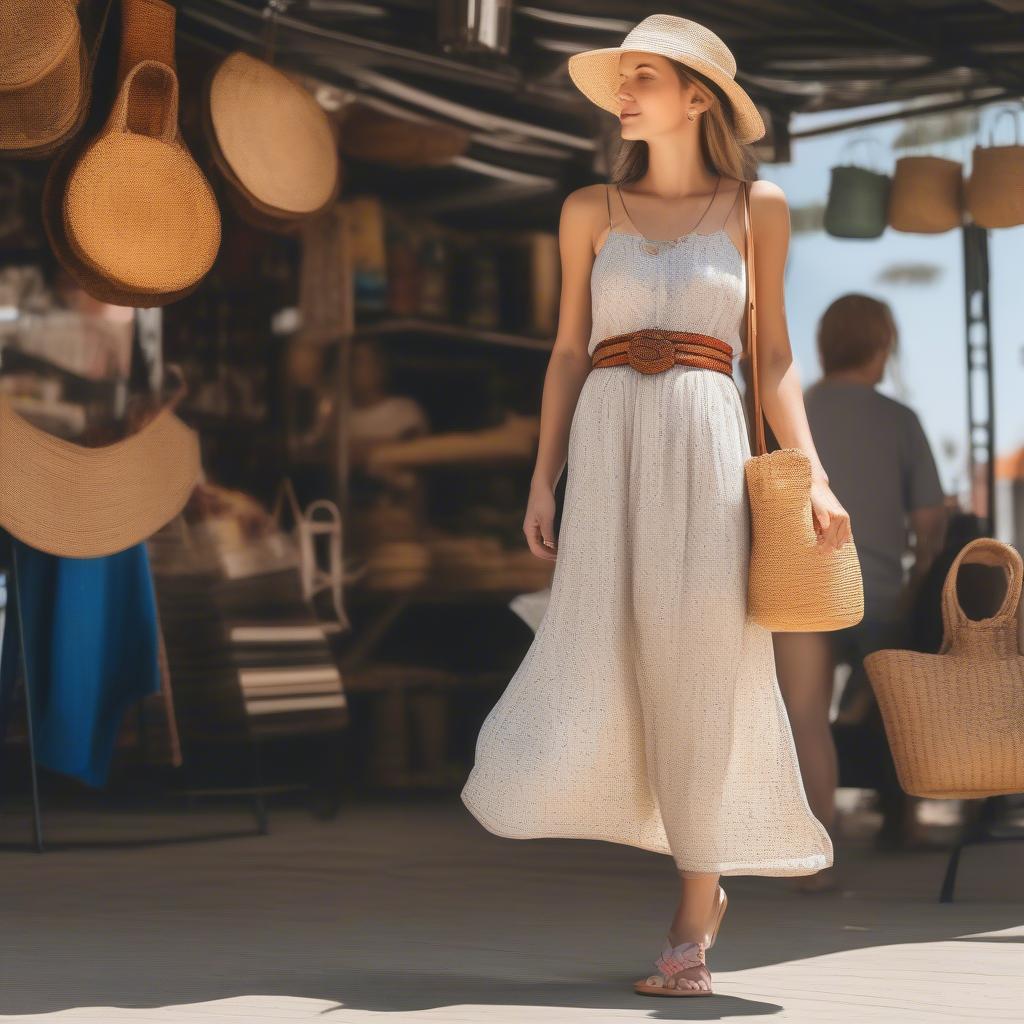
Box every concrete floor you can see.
[0,792,1021,1023]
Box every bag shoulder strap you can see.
[742,179,766,456]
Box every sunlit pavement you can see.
[0,792,1020,1022]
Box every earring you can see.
[687,109,697,122]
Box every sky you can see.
[761,101,1024,503]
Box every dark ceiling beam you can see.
[790,0,1024,95]
[790,87,1016,139]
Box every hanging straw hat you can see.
[0,392,201,559]
[205,51,340,226]
[0,0,90,157]
[566,14,765,145]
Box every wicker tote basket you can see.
[888,155,964,233]
[965,105,1024,229]
[63,58,221,295]
[823,137,891,240]
[740,180,865,632]
[42,0,209,306]
[864,537,1024,799]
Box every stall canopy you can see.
[178,0,1024,185]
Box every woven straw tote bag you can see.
[42,0,209,306]
[741,180,865,632]
[864,537,1024,799]
[965,105,1024,229]
[63,57,221,296]
[888,155,964,233]
[823,137,891,240]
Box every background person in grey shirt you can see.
[773,294,948,888]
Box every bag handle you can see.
[939,537,1023,656]
[982,103,1024,148]
[108,58,179,144]
[741,179,767,457]
[836,136,887,173]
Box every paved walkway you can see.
[0,794,1021,1022]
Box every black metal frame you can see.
[940,796,1024,903]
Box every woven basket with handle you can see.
[888,155,964,234]
[740,179,865,632]
[63,57,221,294]
[864,537,1024,799]
[966,105,1024,230]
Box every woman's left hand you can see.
[809,478,853,552]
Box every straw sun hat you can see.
[567,14,765,145]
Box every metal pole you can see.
[11,547,44,853]
[962,224,995,535]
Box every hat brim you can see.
[0,397,201,559]
[567,46,765,145]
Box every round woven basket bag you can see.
[63,58,221,295]
[864,537,1024,799]
[739,181,864,632]
[204,51,340,229]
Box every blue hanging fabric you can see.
[0,529,161,788]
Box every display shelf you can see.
[351,316,552,352]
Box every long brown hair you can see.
[611,61,759,185]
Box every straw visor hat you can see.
[0,396,200,558]
[567,14,765,145]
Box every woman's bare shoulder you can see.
[559,183,610,252]
[748,178,790,240]
[749,178,789,214]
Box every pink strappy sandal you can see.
[633,884,728,997]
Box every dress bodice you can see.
[587,188,748,359]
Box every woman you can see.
[461,15,850,998]
[776,294,947,880]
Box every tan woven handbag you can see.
[740,180,865,632]
[63,57,221,295]
[864,537,1024,799]
[888,155,964,233]
[42,0,210,306]
[965,105,1024,229]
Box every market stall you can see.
[0,0,1021,853]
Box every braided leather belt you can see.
[591,328,734,378]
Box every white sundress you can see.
[460,180,833,876]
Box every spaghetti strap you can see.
[606,184,613,231]
[721,179,743,230]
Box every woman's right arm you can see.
[522,185,600,560]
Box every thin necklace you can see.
[616,176,722,256]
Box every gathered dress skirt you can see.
[461,361,834,876]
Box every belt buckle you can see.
[627,329,676,375]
